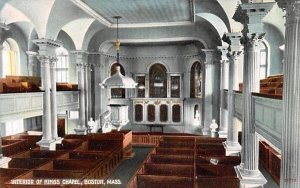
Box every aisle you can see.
[104,146,153,188]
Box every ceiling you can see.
[81,0,194,24]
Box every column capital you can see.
[33,38,62,56]
[217,46,229,63]
[202,49,220,65]
[241,33,265,49]
[37,55,51,67]
[233,2,275,35]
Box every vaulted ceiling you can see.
[0,0,284,51]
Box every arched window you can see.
[149,63,167,98]
[56,47,69,82]
[190,62,202,98]
[259,42,268,79]
[1,39,20,77]
[110,63,125,98]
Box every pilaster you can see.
[233,2,274,187]
[223,32,243,155]
[275,1,300,187]
[217,46,229,138]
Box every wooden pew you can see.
[2,139,28,157]
[52,159,98,171]
[144,163,194,178]
[137,174,194,188]
[8,158,49,169]
[155,147,194,155]
[56,139,83,150]
[196,164,239,188]
[150,154,194,165]
[196,156,240,166]
[0,168,29,187]
[68,151,108,160]
[29,150,66,159]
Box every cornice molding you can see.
[32,38,62,48]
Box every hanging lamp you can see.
[100,16,137,88]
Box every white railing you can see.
[0,92,43,122]
[56,91,79,111]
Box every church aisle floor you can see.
[104,146,154,188]
[260,166,280,188]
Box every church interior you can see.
[0,0,298,187]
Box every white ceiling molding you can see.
[98,37,208,53]
[196,13,228,38]
[70,0,112,27]
[111,21,194,28]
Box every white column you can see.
[49,57,59,140]
[233,3,274,187]
[276,1,300,187]
[223,32,243,155]
[202,49,216,135]
[217,46,229,137]
[33,38,61,148]
[84,63,89,124]
[37,56,53,143]
[73,51,88,134]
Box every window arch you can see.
[110,63,125,98]
[56,46,69,82]
[190,62,202,98]
[259,42,268,79]
[149,63,167,98]
[1,39,20,77]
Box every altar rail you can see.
[224,90,282,150]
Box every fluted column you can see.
[233,2,274,187]
[49,57,59,140]
[37,55,52,142]
[217,46,229,137]
[202,49,218,134]
[223,32,243,155]
[33,39,61,147]
[73,51,88,134]
[275,1,300,187]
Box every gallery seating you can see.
[0,76,41,93]
[56,82,78,91]
[239,74,283,97]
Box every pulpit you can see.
[108,104,129,130]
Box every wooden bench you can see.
[150,154,194,165]
[2,139,28,157]
[29,150,66,159]
[197,176,239,188]
[137,174,194,188]
[8,158,49,169]
[155,147,194,155]
[196,156,240,166]
[144,163,194,178]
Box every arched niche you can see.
[149,63,167,98]
[190,61,202,98]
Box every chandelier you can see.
[100,16,137,88]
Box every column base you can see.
[0,156,11,168]
[37,139,56,150]
[223,141,241,156]
[235,164,267,188]
[218,130,228,138]
[74,127,87,135]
